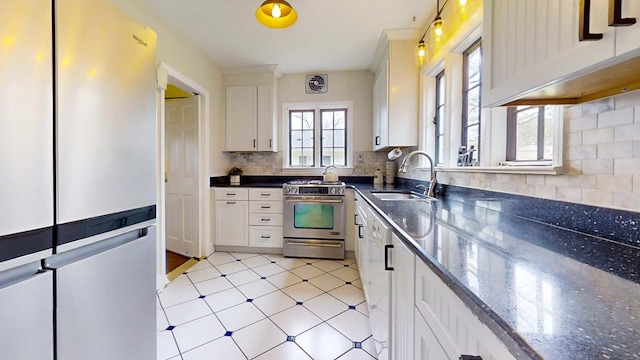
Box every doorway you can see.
[156,63,211,289]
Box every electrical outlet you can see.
[356,154,364,163]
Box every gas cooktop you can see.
[285,180,345,186]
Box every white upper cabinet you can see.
[224,67,279,152]
[615,0,640,57]
[372,36,419,151]
[483,0,615,106]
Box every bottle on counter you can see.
[373,168,383,185]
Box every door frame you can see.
[156,62,211,289]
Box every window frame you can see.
[461,39,482,165]
[282,101,353,170]
[506,106,550,162]
[434,70,446,166]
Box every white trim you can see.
[157,62,211,289]
[281,101,354,170]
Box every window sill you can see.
[435,165,564,175]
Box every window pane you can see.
[437,106,445,135]
[290,112,303,130]
[334,130,345,147]
[302,130,314,147]
[323,148,346,166]
[322,130,334,147]
[466,87,480,125]
[302,112,314,129]
[516,108,539,161]
[543,107,555,160]
[322,111,334,130]
[466,124,479,163]
[333,110,346,129]
[291,130,303,146]
[467,48,482,88]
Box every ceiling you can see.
[143,0,436,74]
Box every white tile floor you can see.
[157,252,377,360]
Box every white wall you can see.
[278,71,374,151]
[108,0,228,176]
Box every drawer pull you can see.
[260,206,271,209]
[226,193,236,196]
[261,235,271,239]
[226,201,236,205]
[261,218,271,222]
[260,193,271,196]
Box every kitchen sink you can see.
[370,191,437,201]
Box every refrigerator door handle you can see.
[44,227,148,269]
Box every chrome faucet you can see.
[415,184,427,195]
[398,150,437,198]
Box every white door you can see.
[165,95,200,257]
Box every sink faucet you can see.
[398,150,437,198]
[415,184,427,195]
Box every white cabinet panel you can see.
[249,201,283,214]
[225,85,276,152]
[214,188,249,201]
[249,214,283,226]
[249,188,283,201]
[0,0,53,236]
[414,308,448,360]
[56,0,157,223]
[483,0,615,106]
[616,1,640,57]
[391,234,415,360]
[249,226,283,248]
[215,200,248,246]
[415,259,516,360]
[372,39,418,150]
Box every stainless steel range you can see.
[283,180,346,259]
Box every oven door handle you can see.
[284,240,344,248]
[284,198,344,204]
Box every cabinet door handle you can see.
[459,356,483,360]
[375,136,380,146]
[261,218,271,222]
[226,201,236,205]
[260,193,271,196]
[260,206,271,209]
[358,225,363,239]
[226,193,236,196]
[354,213,358,225]
[269,139,272,148]
[261,235,271,239]
[253,139,257,148]
[384,244,394,271]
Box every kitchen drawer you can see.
[249,201,283,214]
[249,226,283,248]
[249,188,283,201]
[214,188,248,201]
[249,213,283,226]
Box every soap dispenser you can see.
[373,168,383,185]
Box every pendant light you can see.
[417,39,426,66]
[256,0,298,28]
[433,0,443,38]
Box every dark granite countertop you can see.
[354,184,640,360]
[210,176,640,359]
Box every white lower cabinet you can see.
[213,187,283,249]
[415,259,517,360]
[391,233,414,360]
[414,308,448,360]
[214,188,249,246]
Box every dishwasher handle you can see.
[384,244,394,271]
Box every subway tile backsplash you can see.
[225,151,388,177]
[401,91,640,212]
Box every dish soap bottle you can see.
[373,169,383,185]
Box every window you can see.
[462,40,482,165]
[506,106,558,162]
[434,70,446,165]
[287,104,349,168]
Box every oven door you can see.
[283,196,345,240]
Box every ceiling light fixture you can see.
[432,0,444,38]
[415,0,449,66]
[256,0,297,28]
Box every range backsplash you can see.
[225,151,389,176]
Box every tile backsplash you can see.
[225,151,388,176]
[400,91,640,212]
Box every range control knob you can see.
[330,188,336,194]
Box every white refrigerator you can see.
[0,0,158,359]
